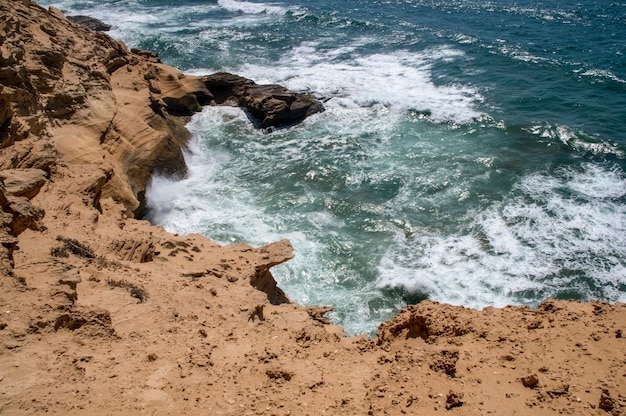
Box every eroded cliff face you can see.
[0,0,324,216]
[0,1,624,415]
[1,0,187,213]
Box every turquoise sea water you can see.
[40,0,626,335]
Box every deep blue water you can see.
[40,0,626,335]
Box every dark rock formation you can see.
[67,15,112,32]
[202,72,254,105]
[201,72,325,129]
[161,94,202,117]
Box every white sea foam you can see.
[578,68,626,85]
[376,163,626,307]
[495,43,551,65]
[217,0,297,16]
[146,107,269,240]
[233,42,483,124]
[527,124,625,158]
[452,33,478,44]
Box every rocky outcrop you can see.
[66,15,112,32]
[0,0,324,216]
[0,168,47,199]
[201,72,325,129]
[250,239,294,305]
[145,70,325,128]
[0,175,45,275]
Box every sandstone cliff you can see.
[0,1,624,415]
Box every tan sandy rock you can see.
[0,1,624,415]
[0,168,47,199]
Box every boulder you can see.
[162,94,202,116]
[240,84,325,129]
[201,72,255,105]
[0,168,47,199]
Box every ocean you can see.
[39,0,626,335]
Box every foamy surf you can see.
[217,0,298,16]
[236,43,484,124]
[376,162,626,309]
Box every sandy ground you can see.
[0,1,624,414]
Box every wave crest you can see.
[217,0,295,15]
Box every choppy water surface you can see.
[40,0,626,335]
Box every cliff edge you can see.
[0,1,624,415]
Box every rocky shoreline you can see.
[1,1,624,414]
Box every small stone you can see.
[266,369,293,381]
[521,374,539,389]
[599,389,614,412]
[59,273,82,291]
[445,390,463,410]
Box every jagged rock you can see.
[250,239,294,305]
[201,72,325,128]
[201,72,254,105]
[0,184,17,274]
[131,48,160,63]
[5,196,45,234]
[0,243,14,275]
[376,302,474,345]
[53,307,115,337]
[521,374,539,389]
[430,349,459,377]
[0,168,47,199]
[110,238,156,263]
[0,139,58,174]
[148,79,161,94]
[47,6,68,21]
[67,15,112,32]
[238,84,325,129]
[306,306,334,324]
[162,94,202,116]
[45,85,87,117]
[0,95,15,148]
[0,178,44,239]
[445,390,463,410]
[599,389,614,412]
[545,383,569,398]
[266,368,293,381]
[12,140,57,173]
